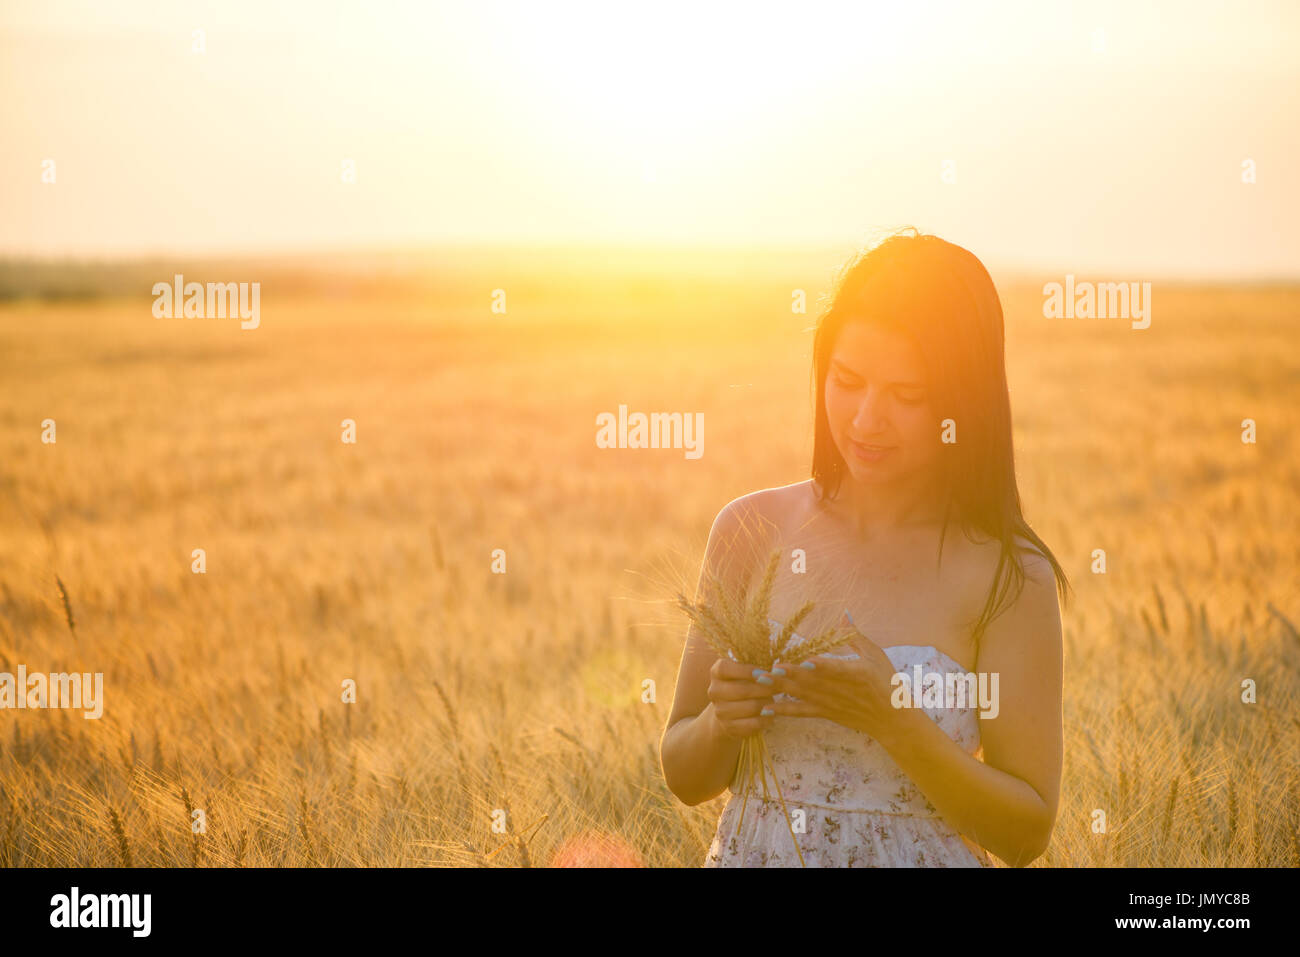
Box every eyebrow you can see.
[830,359,925,387]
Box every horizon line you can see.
[0,240,1296,285]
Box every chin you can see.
[845,465,894,483]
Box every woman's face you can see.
[824,320,939,486]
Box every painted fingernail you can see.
[800,661,816,670]
[751,668,767,679]
[756,674,774,685]
[770,667,786,677]
[760,707,774,716]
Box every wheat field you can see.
[0,250,1297,866]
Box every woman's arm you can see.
[877,551,1064,866]
[660,496,772,805]
[660,702,743,807]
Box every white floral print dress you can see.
[704,623,995,868]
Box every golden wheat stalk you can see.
[677,547,851,867]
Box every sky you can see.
[1,0,1297,278]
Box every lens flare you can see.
[548,830,642,868]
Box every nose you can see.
[851,385,889,435]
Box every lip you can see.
[850,440,895,462]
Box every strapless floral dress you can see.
[703,624,995,868]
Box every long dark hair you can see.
[810,227,1071,656]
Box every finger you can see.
[714,659,776,681]
[767,657,834,698]
[711,677,779,702]
[716,699,776,729]
[779,654,843,681]
[768,698,821,718]
[714,697,776,720]
[766,661,805,696]
[839,610,880,657]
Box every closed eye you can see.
[830,364,924,401]
[833,380,924,403]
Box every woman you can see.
[660,228,1069,867]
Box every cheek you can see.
[900,407,939,455]
[824,383,847,426]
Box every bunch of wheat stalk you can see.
[676,548,851,866]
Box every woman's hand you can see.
[767,611,915,747]
[706,656,778,740]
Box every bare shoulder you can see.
[1011,532,1057,583]
[958,528,1057,587]
[1009,533,1064,625]
[957,529,1062,640]
[706,482,810,577]
[972,531,1064,662]
[712,480,811,538]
